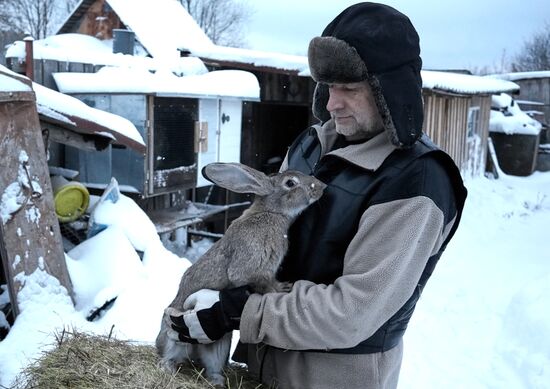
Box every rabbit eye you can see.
[285,179,296,188]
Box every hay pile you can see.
[13,329,263,389]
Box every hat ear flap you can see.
[312,83,331,122]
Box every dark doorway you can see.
[241,102,311,174]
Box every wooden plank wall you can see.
[422,91,492,175]
[423,92,470,170]
[75,0,122,40]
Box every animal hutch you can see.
[188,45,314,175]
[50,68,259,236]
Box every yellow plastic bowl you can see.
[53,181,90,223]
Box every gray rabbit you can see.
[155,162,326,387]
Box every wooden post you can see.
[0,72,73,317]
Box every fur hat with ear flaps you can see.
[308,2,424,148]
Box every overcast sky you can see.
[244,0,550,72]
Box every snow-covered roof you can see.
[5,34,208,77]
[0,66,32,93]
[0,64,145,152]
[191,45,310,75]
[53,0,310,74]
[422,70,519,95]
[34,82,145,152]
[53,67,260,100]
[56,0,213,61]
[105,0,212,61]
[488,71,550,82]
[7,33,118,64]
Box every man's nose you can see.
[326,88,344,112]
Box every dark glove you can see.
[166,285,252,344]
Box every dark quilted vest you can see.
[277,127,466,353]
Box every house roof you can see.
[33,82,145,153]
[54,0,310,75]
[0,65,32,93]
[57,0,97,34]
[422,70,520,95]
[52,67,260,100]
[191,45,310,75]
[5,33,210,78]
[57,0,213,60]
[488,71,550,82]
[0,65,145,153]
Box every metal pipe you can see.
[23,36,34,81]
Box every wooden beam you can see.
[201,58,303,76]
[43,123,111,152]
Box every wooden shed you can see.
[491,71,550,124]
[421,70,519,176]
[51,68,259,196]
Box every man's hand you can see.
[166,286,252,344]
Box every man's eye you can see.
[285,179,296,188]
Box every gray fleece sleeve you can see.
[239,195,446,350]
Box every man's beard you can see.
[335,119,383,141]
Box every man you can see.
[169,3,467,388]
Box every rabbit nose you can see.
[311,181,327,190]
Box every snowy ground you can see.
[0,171,549,388]
[401,171,550,388]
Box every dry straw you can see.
[11,328,264,389]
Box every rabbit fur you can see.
[156,162,326,387]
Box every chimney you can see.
[24,36,34,80]
[112,29,135,55]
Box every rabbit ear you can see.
[202,163,272,196]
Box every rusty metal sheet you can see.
[0,92,73,317]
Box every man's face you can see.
[326,81,384,141]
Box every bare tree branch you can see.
[180,0,254,47]
[0,0,74,39]
[512,21,550,72]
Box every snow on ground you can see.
[401,171,550,388]
[1,171,549,388]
